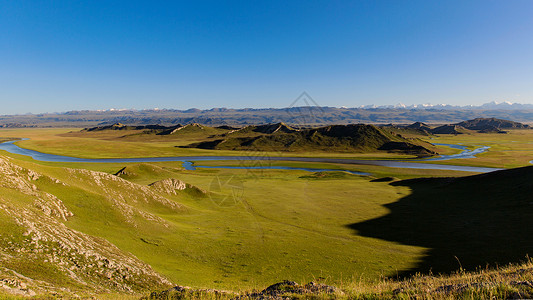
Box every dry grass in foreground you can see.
[146,258,533,299]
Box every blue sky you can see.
[1,1,533,114]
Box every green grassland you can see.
[1,155,425,286]
[427,129,533,168]
[0,127,431,160]
[189,159,477,179]
[5,127,533,168]
[1,127,533,298]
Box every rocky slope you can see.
[149,178,207,197]
[0,156,178,297]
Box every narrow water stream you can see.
[0,139,501,174]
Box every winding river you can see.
[0,140,501,174]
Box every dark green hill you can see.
[186,124,437,156]
[456,117,529,130]
[349,165,533,276]
[232,122,297,134]
[79,123,232,138]
[430,124,472,134]
[216,125,240,130]
[427,118,530,134]
[84,123,175,132]
[405,122,433,134]
[157,123,204,135]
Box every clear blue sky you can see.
[1,1,533,114]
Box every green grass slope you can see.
[0,156,173,297]
[70,123,232,143]
[456,117,530,130]
[0,155,433,296]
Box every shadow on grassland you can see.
[347,166,533,277]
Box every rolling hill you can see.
[430,124,472,135]
[231,122,298,134]
[402,117,531,135]
[405,121,433,134]
[185,123,437,156]
[83,123,175,132]
[74,122,438,156]
[456,117,530,131]
[82,123,227,136]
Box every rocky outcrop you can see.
[0,156,174,297]
[149,178,206,196]
[149,178,187,194]
[247,280,343,298]
[67,168,185,226]
[114,166,136,177]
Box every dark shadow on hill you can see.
[347,166,533,277]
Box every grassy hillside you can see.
[0,156,173,297]
[457,117,530,130]
[73,123,232,142]
[0,154,434,297]
[430,124,473,135]
[397,118,531,136]
[80,122,438,156]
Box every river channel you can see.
[0,140,501,174]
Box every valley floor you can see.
[0,128,532,298]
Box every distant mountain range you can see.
[78,101,533,112]
[2,101,533,127]
[358,101,533,110]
